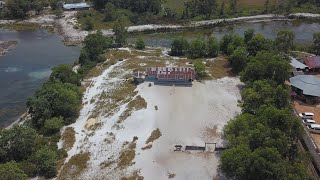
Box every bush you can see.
[33,147,57,178]
[170,37,189,56]
[188,37,207,59]
[50,64,80,85]
[135,38,146,50]
[43,117,64,135]
[207,37,220,57]
[194,60,206,78]
[0,161,27,180]
[18,161,37,177]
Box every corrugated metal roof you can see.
[304,56,320,69]
[290,57,309,69]
[63,3,91,10]
[290,75,320,97]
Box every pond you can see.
[0,29,80,128]
[128,20,320,47]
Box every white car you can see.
[299,112,314,119]
[302,119,316,125]
[307,124,320,134]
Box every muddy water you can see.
[128,19,320,47]
[0,29,80,128]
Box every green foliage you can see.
[104,2,117,22]
[50,64,80,85]
[229,47,248,73]
[244,28,255,44]
[135,38,146,50]
[4,0,45,19]
[0,126,37,162]
[18,161,37,177]
[241,80,290,114]
[43,117,64,135]
[27,81,82,128]
[247,33,272,56]
[82,31,113,62]
[0,161,27,180]
[220,34,245,55]
[170,37,189,56]
[188,37,207,59]
[113,16,128,47]
[240,51,291,85]
[194,60,206,78]
[313,32,320,55]
[207,36,220,57]
[33,147,57,178]
[83,17,94,31]
[184,0,218,18]
[275,30,295,53]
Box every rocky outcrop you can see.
[0,40,17,56]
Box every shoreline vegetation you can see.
[0,40,17,56]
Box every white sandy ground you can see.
[58,52,243,179]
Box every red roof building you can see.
[304,56,320,72]
[146,67,195,81]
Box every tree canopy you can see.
[275,30,295,53]
[313,32,320,55]
[0,161,28,180]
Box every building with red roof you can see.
[304,56,320,72]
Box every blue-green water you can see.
[0,29,80,128]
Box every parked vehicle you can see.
[302,119,316,125]
[299,112,314,119]
[307,124,320,134]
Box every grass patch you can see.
[121,170,144,180]
[118,137,137,169]
[62,127,75,151]
[76,10,114,30]
[205,55,234,80]
[100,160,115,169]
[141,144,153,150]
[118,95,147,124]
[146,128,162,144]
[58,152,90,180]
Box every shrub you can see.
[135,38,146,50]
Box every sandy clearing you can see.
[130,79,242,180]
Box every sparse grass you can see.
[205,55,234,80]
[86,59,117,78]
[121,170,144,180]
[0,23,54,32]
[141,144,153,150]
[100,160,115,169]
[146,128,162,144]
[117,95,147,123]
[62,127,75,151]
[118,138,137,169]
[76,10,114,30]
[58,152,90,180]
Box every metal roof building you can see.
[63,3,91,10]
[304,56,320,72]
[289,75,320,97]
[290,57,309,71]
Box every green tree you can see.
[244,28,255,44]
[33,147,57,178]
[83,17,94,31]
[194,60,207,78]
[113,16,128,47]
[240,51,291,85]
[275,30,295,53]
[188,37,207,59]
[170,37,189,56]
[229,47,247,73]
[313,32,320,55]
[207,36,220,57]
[135,38,146,50]
[43,117,64,135]
[82,31,113,62]
[27,81,82,128]
[0,161,27,180]
[229,0,237,15]
[0,126,37,162]
[50,64,80,85]
[220,34,245,55]
[104,2,117,22]
[247,33,272,56]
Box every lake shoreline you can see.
[0,40,17,56]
